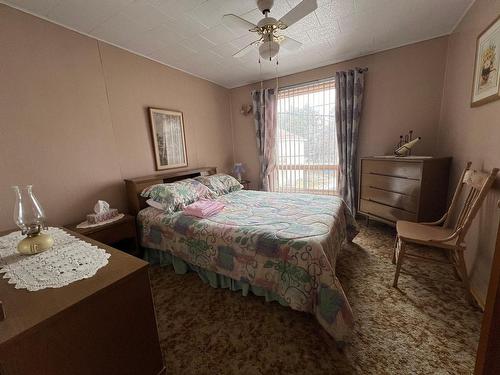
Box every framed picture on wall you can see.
[471,15,500,107]
[149,108,188,170]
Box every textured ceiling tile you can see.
[288,0,333,6]
[212,42,240,58]
[306,23,340,42]
[223,0,259,16]
[239,8,263,24]
[328,31,374,57]
[286,11,320,32]
[148,42,197,64]
[3,0,60,16]
[201,24,238,45]
[167,14,209,39]
[49,0,133,33]
[182,35,217,53]
[91,13,147,45]
[6,0,474,88]
[316,0,355,25]
[146,0,207,16]
[188,0,223,28]
[269,0,293,19]
[118,0,172,30]
[282,27,312,43]
[354,0,393,13]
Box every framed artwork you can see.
[149,108,188,170]
[471,15,500,107]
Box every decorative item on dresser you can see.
[65,214,140,257]
[358,156,452,225]
[0,228,165,375]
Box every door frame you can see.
[475,200,500,374]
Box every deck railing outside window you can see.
[273,78,338,195]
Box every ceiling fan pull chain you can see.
[259,58,264,92]
[275,58,279,92]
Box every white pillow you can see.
[146,199,165,210]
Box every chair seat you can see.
[396,220,458,249]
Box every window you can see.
[273,78,338,195]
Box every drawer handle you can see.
[368,185,410,196]
[368,171,408,179]
[367,198,416,214]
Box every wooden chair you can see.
[392,162,499,302]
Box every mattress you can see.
[138,189,358,344]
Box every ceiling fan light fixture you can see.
[226,0,315,61]
[259,39,280,61]
[257,17,278,29]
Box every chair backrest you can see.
[444,162,499,242]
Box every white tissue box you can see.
[86,209,119,224]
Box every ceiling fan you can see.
[222,0,318,61]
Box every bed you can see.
[125,167,358,345]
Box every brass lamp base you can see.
[17,233,54,255]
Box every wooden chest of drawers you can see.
[358,156,451,225]
[0,229,165,375]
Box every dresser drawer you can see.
[87,220,136,245]
[361,173,420,197]
[362,160,422,180]
[359,199,416,222]
[360,186,418,213]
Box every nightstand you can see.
[240,179,251,190]
[66,214,140,257]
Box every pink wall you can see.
[0,5,233,230]
[437,0,500,305]
[229,37,449,189]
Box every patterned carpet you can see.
[149,221,482,374]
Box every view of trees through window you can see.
[274,79,338,195]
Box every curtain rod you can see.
[278,67,368,91]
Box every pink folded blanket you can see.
[183,199,225,218]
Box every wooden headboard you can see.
[124,167,217,215]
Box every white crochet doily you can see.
[0,227,110,291]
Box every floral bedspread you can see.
[138,190,359,344]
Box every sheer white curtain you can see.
[273,78,338,195]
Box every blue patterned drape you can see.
[335,69,365,214]
[251,88,277,191]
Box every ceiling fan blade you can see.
[279,0,318,28]
[280,36,302,51]
[233,41,260,58]
[222,14,257,32]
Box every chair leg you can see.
[392,236,398,265]
[393,240,406,288]
[449,251,462,281]
[455,248,474,304]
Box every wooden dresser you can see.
[358,156,451,225]
[0,229,165,375]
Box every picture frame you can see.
[471,15,500,107]
[148,108,188,170]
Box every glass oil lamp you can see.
[12,185,54,255]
